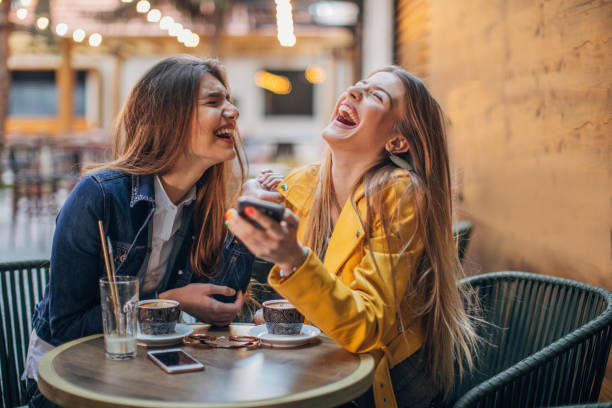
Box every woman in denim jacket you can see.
[24,56,254,407]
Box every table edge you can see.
[38,333,376,408]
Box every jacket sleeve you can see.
[192,233,255,303]
[47,176,105,345]
[269,178,423,353]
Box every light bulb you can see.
[159,16,173,30]
[168,22,182,37]
[89,33,102,47]
[147,9,161,23]
[136,0,150,13]
[36,17,49,30]
[55,23,68,36]
[16,8,27,20]
[73,29,86,43]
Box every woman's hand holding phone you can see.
[225,199,308,276]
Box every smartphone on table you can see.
[237,196,285,229]
[147,348,205,374]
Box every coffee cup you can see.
[137,299,180,335]
[262,299,303,335]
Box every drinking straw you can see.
[97,220,122,335]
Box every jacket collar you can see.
[280,169,367,277]
[130,174,156,207]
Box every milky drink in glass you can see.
[99,276,139,359]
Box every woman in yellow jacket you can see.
[227,66,478,408]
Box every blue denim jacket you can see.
[32,170,253,346]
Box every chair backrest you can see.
[0,260,50,408]
[453,272,612,407]
[452,221,473,262]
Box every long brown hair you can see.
[91,56,247,277]
[304,66,478,399]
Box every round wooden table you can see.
[37,324,375,408]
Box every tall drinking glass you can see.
[99,276,139,360]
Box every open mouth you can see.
[214,127,235,139]
[336,104,359,127]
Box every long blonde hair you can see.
[91,56,247,277]
[304,66,478,399]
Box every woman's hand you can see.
[240,169,284,203]
[256,169,284,191]
[225,206,308,274]
[159,283,244,327]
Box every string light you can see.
[55,23,68,36]
[136,0,150,13]
[147,9,161,23]
[159,16,173,30]
[36,16,49,30]
[89,33,103,47]
[275,0,296,47]
[178,28,192,43]
[184,33,199,48]
[168,22,182,37]
[16,8,28,20]
[72,29,86,42]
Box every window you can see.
[264,69,313,116]
[9,70,87,117]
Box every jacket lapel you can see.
[323,184,367,276]
[281,167,369,277]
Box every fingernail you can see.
[224,221,231,227]
[244,206,255,216]
[224,209,234,221]
[281,184,288,191]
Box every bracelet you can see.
[279,247,309,278]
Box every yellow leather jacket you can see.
[268,165,425,408]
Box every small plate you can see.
[137,323,193,347]
[248,324,321,348]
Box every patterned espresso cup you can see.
[262,299,304,335]
[137,299,180,335]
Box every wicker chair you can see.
[452,272,612,407]
[0,260,50,408]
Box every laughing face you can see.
[322,71,406,157]
[187,72,239,166]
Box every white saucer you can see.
[248,324,321,348]
[137,323,193,347]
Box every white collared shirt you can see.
[141,175,196,294]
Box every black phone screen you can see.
[152,351,198,367]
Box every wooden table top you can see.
[37,324,375,408]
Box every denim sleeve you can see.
[47,176,105,345]
[191,234,254,303]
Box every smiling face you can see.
[322,71,406,159]
[186,72,239,166]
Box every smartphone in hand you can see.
[147,348,205,374]
[237,196,285,230]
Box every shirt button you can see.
[383,398,387,403]
[380,383,384,388]
[178,270,183,275]
[356,230,360,238]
